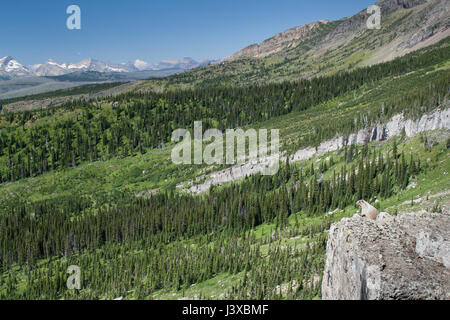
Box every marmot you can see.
[356,200,379,220]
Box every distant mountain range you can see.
[3,0,448,97]
[0,56,33,77]
[0,56,219,78]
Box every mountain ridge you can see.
[129,0,448,90]
[227,0,448,62]
[226,20,329,61]
[0,56,218,78]
[0,56,33,77]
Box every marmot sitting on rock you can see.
[356,200,379,220]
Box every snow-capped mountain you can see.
[133,59,151,71]
[31,57,217,76]
[31,58,138,76]
[0,56,218,78]
[0,56,33,76]
[149,57,216,71]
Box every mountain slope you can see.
[0,57,218,99]
[0,0,449,302]
[130,0,449,91]
[150,57,218,71]
[0,56,33,77]
[31,58,137,76]
[227,20,329,61]
[0,42,448,299]
[1,57,217,78]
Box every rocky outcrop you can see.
[293,108,450,159]
[397,0,450,49]
[320,0,429,46]
[382,0,428,10]
[225,0,448,70]
[180,108,449,194]
[227,21,328,61]
[322,210,450,300]
[181,153,280,194]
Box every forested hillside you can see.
[0,32,449,299]
[129,0,449,91]
[0,39,448,184]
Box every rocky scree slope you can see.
[228,0,449,64]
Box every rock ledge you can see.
[322,210,450,300]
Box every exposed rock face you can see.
[416,230,450,268]
[322,210,450,300]
[227,21,328,61]
[227,0,449,64]
[397,0,450,49]
[182,153,280,194]
[382,0,428,10]
[319,0,429,45]
[294,108,450,159]
[180,108,449,194]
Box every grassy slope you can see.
[148,130,450,300]
[127,3,448,92]
[1,65,449,300]
[1,127,448,300]
[0,37,449,299]
[0,58,448,213]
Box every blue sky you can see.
[0,0,376,65]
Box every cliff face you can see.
[179,108,450,194]
[293,107,450,160]
[227,21,328,61]
[227,0,449,63]
[321,210,450,300]
[322,0,429,43]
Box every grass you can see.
[124,7,447,92]
[0,36,448,299]
[145,131,450,300]
[1,127,448,300]
[0,59,448,214]
[0,146,187,212]
[151,272,245,300]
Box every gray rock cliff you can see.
[322,210,450,300]
[180,108,449,194]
